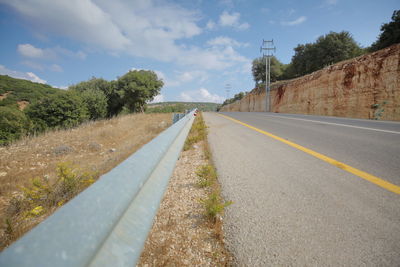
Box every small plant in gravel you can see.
[184,113,207,151]
[201,191,232,222]
[196,164,217,188]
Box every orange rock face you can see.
[221,44,400,121]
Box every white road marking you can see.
[265,115,400,134]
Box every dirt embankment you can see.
[221,44,400,121]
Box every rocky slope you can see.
[221,44,400,121]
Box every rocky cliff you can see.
[221,44,400,121]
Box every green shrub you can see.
[80,89,108,120]
[196,164,217,188]
[201,192,232,220]
[0,106,31,145]
[25,91,89,132]
[14,162,96,216]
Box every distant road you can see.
[204,112,400,266]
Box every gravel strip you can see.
[137,141,231,266]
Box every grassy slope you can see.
[0,113,171,250]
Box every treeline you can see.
[252,10,400,84]
[0,70,163,145]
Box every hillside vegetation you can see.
[0,75,61,109]
[0,69,163,145]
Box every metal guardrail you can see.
[0,109,196,267]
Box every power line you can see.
[225,83,231,99]
[260,39,275,112]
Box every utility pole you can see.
[225,83,231,112]
[260,39,275,112]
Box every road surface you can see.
[204,112,400,266]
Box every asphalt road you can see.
[204,112,400,266]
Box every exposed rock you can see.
[221,44,400,121]
[88,142,102,152]
[53,145,74,155]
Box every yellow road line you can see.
[219,114,400,195]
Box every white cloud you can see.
[237,22,250,30]
[21,60,44,70]
[50,64,63,72]
[207,36,249,47]
[54,85,68,90]
[4,1,249,71]
[6,0,130,51]
[179,88,224,103]
[326,0,338,5]
[219,0,234,7]
[0,65,47,84]
[218,11,249,30]
[219,11,239,26]
[206,20,216,30]
[17,44,45,58]
[149,94,164,103]
[21,61,63,72]
[18,43,86,61]
[177,70,208,83]
[281,16,307,26]
[26,72,46,84]
[151,70,208,87]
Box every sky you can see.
[0,0,398,103]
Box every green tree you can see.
[117,70,163,113]
[25,91,89,132]
[370,10,400,52]
[80,89,108,120]
[289,31,363,77]
[0,106,31,145]
[69,77,123,117]
[252,56,285,84]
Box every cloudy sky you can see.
[0,0,397,103]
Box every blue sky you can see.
[0,0,398,103]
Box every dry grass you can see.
[0,113,171,250]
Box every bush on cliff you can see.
[370,10,400,52]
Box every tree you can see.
[289,31,363,77]
[69,77,123,117]
[117,70,163,113]
[80,89,108,120]
[370,10,400,52]
[25,91,88,132]
[252,56,285,85]
[0,106,31,145]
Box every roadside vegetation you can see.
[220,10,400,110]
[0,112,171,250]
[0,69,163,145]
[185,113,232,222]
